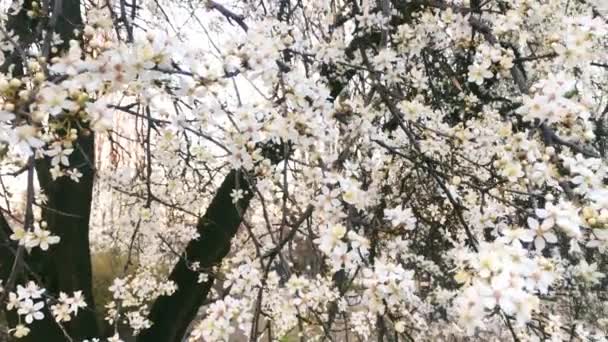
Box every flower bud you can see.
[9,78,22,88]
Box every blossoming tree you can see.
[0,0,607,341]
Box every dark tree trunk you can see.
[138,170,253,342]
[1,0,98,341]
[33,132,98,341]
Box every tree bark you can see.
[138,170,253,342]
[0,0,98,340]
[33,131,98,341]
[32,0,99,338]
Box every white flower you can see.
[9,227,28,246]
[223,54,241,74]
[500,161,524,182]
[45,144,74,167]
[228,145,253,170]
[527,258,555,294]
[347,230,370,256]
[109,278,128,299]
[455,287,486,335]
[67,168,83,182]
[197,273,209,283]
[475,249,501,278]
[340,178,366,210]
[51,303,72,322]
[49,42,84,76]
[512,293,539,325]
[518,95,551,122]
[38,85,77,116]
[126,311,152,334]
[569,158,604,195]
[230,189,245,204]
[527,217,558,251]
[6,292,20,310]
[315,223,346,253]
[11,125,44,156]
[16,282,44,300]
[588,189,608,208]
[315,186,341,212]
[26,227,60,251]
[384,207,416,229]
[50,165,64,180]
[467,63,493,85]
[11,324,30,338]
[574,261,605,285]
[107,334,124,342]
[479,273,519,314]
[17,299,44,324]
[499,227,534,247]
[536,201,582,238]
[86,99,113,132]
[69,290,87,314]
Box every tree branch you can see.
[138,169,253,342]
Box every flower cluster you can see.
[9,221,60,251]
[1,0,608,341]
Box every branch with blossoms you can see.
[0,0,607,342]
